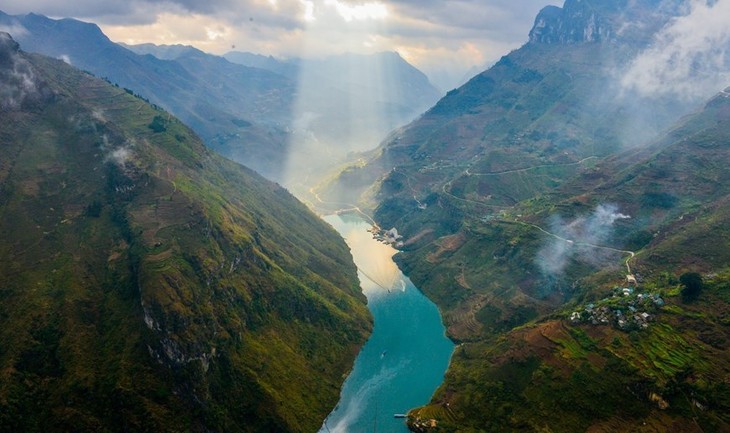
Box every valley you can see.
[1,0,730,432]
[319,0,730,430]
[319,214,453,433]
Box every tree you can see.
[679,272,703,303]
[148,115,167,133]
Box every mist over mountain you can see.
[2,0,730,431]
[421,80,730,433]
[223,51,298,78]
[0,11,296,180]
[224,50,440,115]
[223,48,443,188]
[0,32,371,432]
[326,0,717,218]
[0,10,441,184]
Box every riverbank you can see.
[319,213,454,433]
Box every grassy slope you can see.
[402,87,730,431]
[322,1,730,429]
[419,276,729,432]
[0,42,371,432]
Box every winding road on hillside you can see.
[310,154,635,277]
[464,156,598,176]
[439,156,598,208]
[508,220,636,274]
[436,155,636,274]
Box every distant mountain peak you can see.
[22,12,109,41]
[0,30,19,56]
[528,0,616,44]
[528,0,681,45]
[121,42,203,60]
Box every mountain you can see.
[323,0,691,213]
[0,11,442,185]
[411,85,730,433]
[119,42,200,60]
[558,87,730,271]
[319,0,730,430]
[0,32,371,432]
[0,11,297,180]
[323,0,701,292]
[224,50,440,119]
[223,51,297,78]
[225,48,449,187]
[224,50,443,188]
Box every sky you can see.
[0,0,555,90]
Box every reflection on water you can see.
[321,213,454,433]
[335,216,401,297]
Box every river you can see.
[320,213,454,433]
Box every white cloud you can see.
[301,0,315,22]
[0,22,28,38]
[622,0,730,101]
[108,146,133,165]
[323,0,388,22]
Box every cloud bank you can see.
[622,0,730,101]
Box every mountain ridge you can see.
[0,32,371,432]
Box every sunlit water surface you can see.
[320,213,454,433]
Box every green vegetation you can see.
[680,272,704,303]
[148,114,168,133]
[319,2,730,430]
[421,272,730,432]
[0,38,371,432]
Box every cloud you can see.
[0,22,28,38]
[107,146,133,165]
[99,133,135,166]
[0,32,41,110]
[536,204,631,277]
[1,0,553,90]
[621,0,730,101]
[323,0,388,22]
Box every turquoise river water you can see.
[319,213,454,433]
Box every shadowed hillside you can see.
[0,32,371,433]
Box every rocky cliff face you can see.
[528,0,683,44]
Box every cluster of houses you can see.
[408,417,438,432]
[569,283,665,331]
[371,226,405,248]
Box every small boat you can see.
[394,414,407,418]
